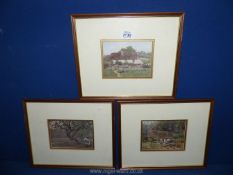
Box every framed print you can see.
[118,99,214,169]
[23,99,115,168]
[101,39,155,79]
[141,120,187,151]
[71,12,184,99]
[47,119,94,150]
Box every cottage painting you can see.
[101,39,154,78]
[48,119,94,149]
[141,120,187,151]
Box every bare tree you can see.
[48,120,93,145]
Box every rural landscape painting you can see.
[48,119,94,149]
[141,120,187,151]
[101,39,154,78]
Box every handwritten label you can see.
[123,31,132,38]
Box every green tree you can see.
[121,46,136,53]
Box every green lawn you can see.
[141,141,185,151]
[102,69,116,78]
[103,68,152,78]
[142,142,162,150]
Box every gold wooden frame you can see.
[71,12,184,100]
[23,99,115,168]
[100,39,155,79]
[118,99,214,169]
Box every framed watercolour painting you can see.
[101,39,154,79]
[141,120,187,151]
[71,12,184,99]
[118,99,214,169]
[47,119,94,150]
[24,100,115,168]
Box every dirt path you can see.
[113,70,121,77]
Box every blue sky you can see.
[102,40,153,55]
